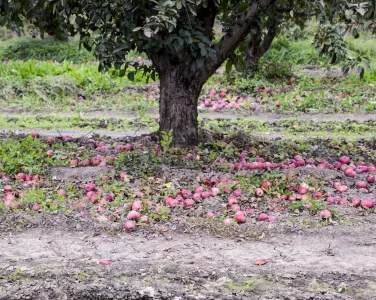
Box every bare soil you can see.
[1,111,376,141]
[3,110,376,123]
[1,216,376,300]
[50,166,115,183]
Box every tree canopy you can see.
[1,0,375,146]
[2,1,375,76]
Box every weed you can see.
[8,268,24,281]
[161,130,173,151]
[19,188,46,208]
[0,136,48,175]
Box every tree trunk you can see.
[244,50,262,73]
[243,19,279,75]
[158,65,204,147]
[244,22,263,73]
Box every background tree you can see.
[1,0,375,146]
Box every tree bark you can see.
[207,0,277,75]
[244,20,278,73]
[154,0,278,147]
[244,22,263,72]
[158,65,204,147]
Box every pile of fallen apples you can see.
[1,134,375,233]
[199,86,288,112]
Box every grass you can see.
[0,136,49,175]
[0,60,148,88]
[261,37,324,67]
[0,37,94,63]
[0,36,147,64]
[1,34,376,115]
[0,59,155,113]
[260,33,376,72]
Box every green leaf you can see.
[196,56,204,69]
[200,46,207,56]
[173,39,183,51]
[144,28,152,38]
[186,3,197,16]
[345,9,353,19]
[119,69,126,77]
[113,45,127,53]
[176,37,184,46]
[357,8,366,16]
[225,60,233,73]
[176,0,182,9]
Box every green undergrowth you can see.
[258,33,376,79]
[0,85,157,113]
[1,34,376,115]
[0,37,94,63]
[0,136,49,175]
[0,36,147,63]
[261,38,324,69]
[0,134,374,227]
[205,70,376,113]
[0,136,71,175]
[0,60,148,89]
[2,132,376,178]
[0,59,153,112]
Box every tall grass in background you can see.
[0,37,95,63]
[261,37,324,67]
[0,60,149,92]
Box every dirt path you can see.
[0,127,370,141]
[199,112,376,123]
[0,128,150,139]
[1,223,376,300]
[1,111,376,140]
[3,110,376,122]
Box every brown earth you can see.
[3,110,376,123]
[1,215,376,300]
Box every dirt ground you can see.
[2,111,376,141]
[3,110,376,123]
[1,212,376,300]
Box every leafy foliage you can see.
[0,136,48,175]
[1,0,376,146]
[1,0,374,78]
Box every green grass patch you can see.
[0,37,94,63]
[0,136,49,175]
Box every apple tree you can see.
[1,0,375,146]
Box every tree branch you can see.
[197,0,217,39]
[206,0,277,78]
[259,18,279,56]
